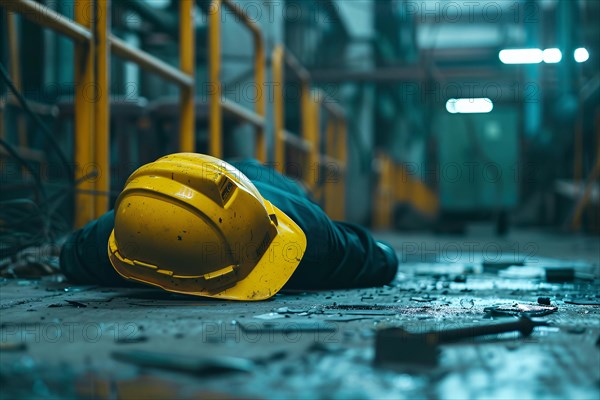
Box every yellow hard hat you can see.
[107,153,306,301]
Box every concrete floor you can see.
[1,226,599,399]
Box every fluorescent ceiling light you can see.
[542,48,562,63]
[499,48,543,64]
[446,98,493,114]
[574,48,589,63]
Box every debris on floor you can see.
[537,296,552,305]
[1,233,598,399]
[483,303,558,317]
[374,317,547,366]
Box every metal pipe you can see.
[0,0,92,43]
[6,94,59,117]
[179,0,195,152]
[221,99,265,128]
[310,66,499,83]
[0,145,45,163]
[73,0,95,228]
[93,0,110,218]
[283,130,312,153]
[111,37,193,88]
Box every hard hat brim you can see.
[108,200,306,301]
[208,200,306,300]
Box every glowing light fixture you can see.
[542,48,562,63]
[574,48,589,63]
[446,98,493,114]
[499,48,543,64]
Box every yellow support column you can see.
[373,154,393,230]
[272,46,284,173]
[311,97,321,195]
[300,85,315,189]
[94,0,110,218]
[74,0,95,227]
[179,0,195,152]
[209,0,222,158]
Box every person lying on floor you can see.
[60,153,398,300]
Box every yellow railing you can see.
[372,153,439,229]
[3,1,349,224]
[314,89,347,221]
[272,45,311,174]
[272,45,347,220]
[1,0,195,227]
[209,0,266,162]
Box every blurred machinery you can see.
[434,106,519,234]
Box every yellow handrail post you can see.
[74,0,95,228]
[310,95,321,196]
[93,0,110,218]
[272,45,285,173]
[179,0,195,152]
[209,0,222,158]
[300,83,312,186]
[209,0,265,161]
[272,46,314,175]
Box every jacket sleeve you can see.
[60,210,136,286]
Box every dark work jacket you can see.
[60,160,397,290]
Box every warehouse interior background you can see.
[1,0,599,399]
